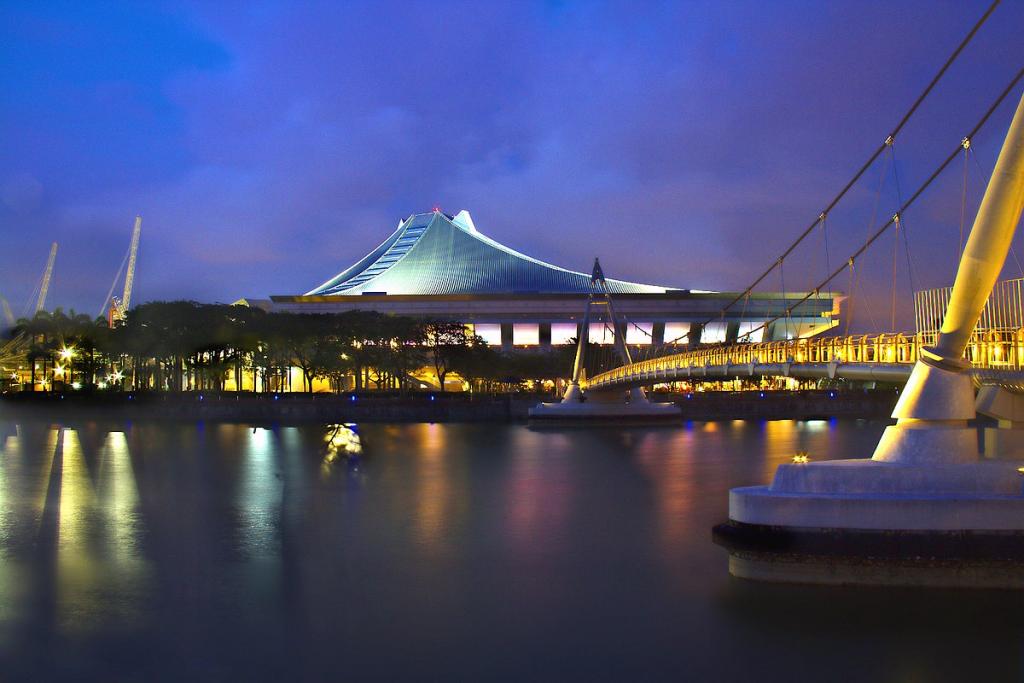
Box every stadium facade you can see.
[258,209,838,349]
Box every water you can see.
[0,417,1021,681]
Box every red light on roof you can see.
[432,205,441,212]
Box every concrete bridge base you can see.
[529,384,681,421]
[717,457,1024,587]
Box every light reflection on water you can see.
[0,417,1020,680]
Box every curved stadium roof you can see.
[307,210,679,296]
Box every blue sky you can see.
[1,0,1022,328]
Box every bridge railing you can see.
[584,327,1024,388]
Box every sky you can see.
[1,0,1023,330]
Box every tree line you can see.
[5,302,575,394]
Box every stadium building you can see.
[260,209,838,350]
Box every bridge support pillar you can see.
[716,91,1024,587]
[977,385,1024,459]
[871,356,978,464]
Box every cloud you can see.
[1,0,1022,329]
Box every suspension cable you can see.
[699,0,1001,328]
[734,66,1024,344]
[958,138,970,260]
[891,144,919,294]
[891,214,900,331]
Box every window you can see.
[663,322,691,345]
[551,323,578,345]
[702,322,728,344]
[625,322,653,345]
[512,323,539,346]
[737,322,765,343]
[589,322,616,345]
[472,323,502,346]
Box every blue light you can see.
[274,394,279,400]
[351,395,357,402]
[199,394,204,401]
[430,395,435,401]
[686,393,693,399]
[829,391,836,398]
[759,391,765,398]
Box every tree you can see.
[422,321,470,391]
[449,335,496,393]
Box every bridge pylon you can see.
[530,258,680,420]
[716,91,1024,588]
[873,89,1024,463]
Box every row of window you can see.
[465,322,767,347]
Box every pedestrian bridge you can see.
[581,329,1024,392]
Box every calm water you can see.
[0,416,1021,681]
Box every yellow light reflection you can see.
[97,432,142,559]
[321,424,363,477]
[412,423,456,553]
[56,428,99,633]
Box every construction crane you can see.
[0,297,13,328]
[35,242,57,313]
[107,216,142,326]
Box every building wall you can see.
[266,291,839,346]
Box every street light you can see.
[59,347,74,361]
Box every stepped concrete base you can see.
[718,458,1024,587]
[731,459,1024,530]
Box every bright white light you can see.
[702,322,728,344]
[472,323,501,346]
[550,323,578,346]
[71,382,81,390]
[512,323,539,346]
[664,322,691,345]
[737,322,766,343]
[625,322,653,345]
[59,347,74,361]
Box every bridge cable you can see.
[779,258,791,339]
[958,139,970,261]
[735,66,1024,345]
[891,214,900,331]
[854,145,892,333]
[891,144,920,296]
[822,214,832,324]
[701,0,1001,329]
[844,260,855,336]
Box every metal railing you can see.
[582,328,1024,389]
[586,277,1024,390]
[915,277,1024,347]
